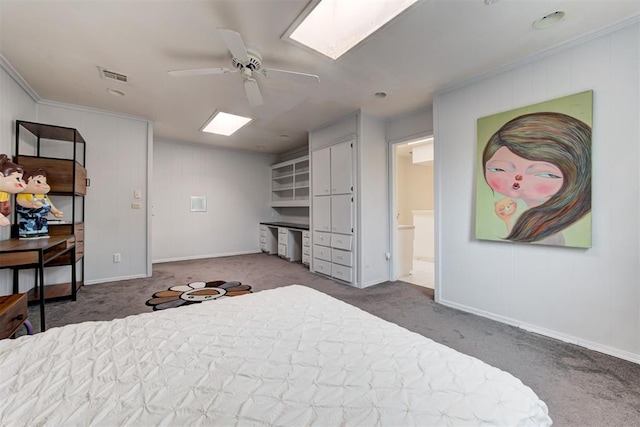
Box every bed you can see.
[0,285,551,426]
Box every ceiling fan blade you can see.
[243,78,263,106]
[217,28,249,63]
[261,68,320,84]
[168,67,235,77]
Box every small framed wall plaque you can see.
[190,196,207,212]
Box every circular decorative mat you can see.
[145,280,252,311]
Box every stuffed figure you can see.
[16,168,63,239]
[0,154,26,227]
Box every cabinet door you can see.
[331,194,353,234]
[313,196,331,232]
[311,146,331,196]
[330,140,353,195]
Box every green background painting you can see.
[475,90,593,248]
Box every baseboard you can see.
[153,250,261,264]
[85,273,149,286]
[439,298,640,365]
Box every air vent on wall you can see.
[99,67,129,84]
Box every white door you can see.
[330,140,353,195]
[331,194,353,234]
[313,196,331,232]
[311,146,331,196]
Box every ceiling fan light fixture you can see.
[201,111,252,136]
[285,0,418,60]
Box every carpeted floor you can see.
[24,253,640,426]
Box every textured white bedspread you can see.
[0,285,551,426]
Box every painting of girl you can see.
[475,91,592,248]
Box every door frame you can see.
[387,132,434,283]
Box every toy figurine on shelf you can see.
[0,154,26,227]
[16,168,63,239]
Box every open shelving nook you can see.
[270,155,309,207]
[13,120,87,301]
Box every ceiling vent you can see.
[99,67,129,84]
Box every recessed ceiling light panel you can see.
[286,0,418,60]
[201,111,252,136]
[533,11,565,29]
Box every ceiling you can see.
[1,1,638,155]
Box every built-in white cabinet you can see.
[311,148,330,196]
[302,231,310,266]
[271,156,309,207]
[309,111,389,288]
[259,225,278,254]
[330,194,353,234]
[312,196,331,232]
[311,139,355,284]
[329,141,353,194]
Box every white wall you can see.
[152,138,274,262]
[36,102,151,285]
[434,21,640,362]
[0,57,37,294]
[0,56,151,291]
[387,105,433,144]
[359,112,389,287]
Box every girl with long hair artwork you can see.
[478,110,592,248]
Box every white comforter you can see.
[0,285,551,426]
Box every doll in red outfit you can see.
[0,154,26,227]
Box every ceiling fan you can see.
[168,28,320,107]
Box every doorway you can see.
[390,136,435,289]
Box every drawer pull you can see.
[15,314,24,321]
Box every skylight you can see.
[201,111,252,136]
[287,0,418,60]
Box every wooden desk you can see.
[0,235,76,332]
[0,293,32,339]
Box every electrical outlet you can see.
[113,253,121,263]
[131,202,142,209]
[133,189,142,199]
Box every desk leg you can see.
[71,246,77,301]
[38,253,45,332]
[12,268,19,294]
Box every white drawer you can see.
[278,233,287,244]
[302,236,310,247]
[278,243,286,257]
[302,254,310,265]
[260,243,268,252]
[332,264,353,282]
[313,244,331,261]
[331,248,353,267]
[278,227,287,235]
[302,230,310,239]
[331,234,352,250]
[313,231,331,247]
[260,228,267,237]
[259,236,267,244]
[314,259,331,275]
[303,246,311,256]
[260,225,268,232]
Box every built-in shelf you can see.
[271,156,309,207]
[14,120,87,300]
